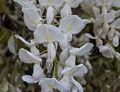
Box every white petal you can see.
[59,34,68,50]
[59,48,69,63]
[70,43,93,56]
[85,33,98,39]
[39,78,67,92]
[62,64,88,77]
[112,0,120,7]
[19,48,42,64]
[22,75,37,83]
[85,60,92,70]
[51,78,68,92]
[46,43,56,71]
[59,15,84,34]
[113,33,120,47]
[15,35,40,56]
[46,7,54,24]
[34,24,63,43]
[61,3,72,18]
[22,8,42,30]
[65,54,76,67]
[60,75,71,90]
[15,35,34,47]
[113,10,120,18]
[70,77,83,92]
[67,33,73,42]
[39,0,64,7]
[95,0,112,6]
[100,23,109,39]
[32,64,44,81]
[14,0,36,9]
[110,18,120,29]
[92,6,100,17]
[96,13,115,24]
[96,38,103,47]
[65,0,83,8]
[30,46,40,56]
[54,42,58,50]
[99,44,115,58]
[107,28,115,41]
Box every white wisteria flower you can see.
[70,43,93,56]
[64,0,83,8]
[14,0,37,9]
[22,64,44,83]
[95,0,120,8]
[22,8,43,30]
[59,15,91,49]
[62,64,88,77]
[14,0,43,30]
[39,78,68,92]
[61,0,83,17]
[19,48,42,64]
[99,44,115,58]
[34,24,63,71]
[60,3,72,18]
[112,31,120,47]
[15,35,40,56]
[60,43,93,65]
[58,43,93,82]
[38,0,64,24]
[60,64,88,92]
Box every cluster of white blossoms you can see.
[13,0,120,92]
[81,0,120,59]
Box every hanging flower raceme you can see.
[12,0,108,91]
[34,24,63,71]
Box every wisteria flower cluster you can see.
[13,0,120,92]
[81,0,120,59]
